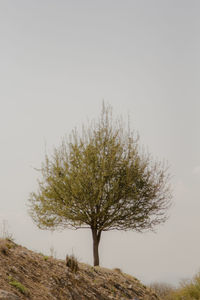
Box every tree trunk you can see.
[91,228,101,266]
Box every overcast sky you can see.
[0,0,200,286]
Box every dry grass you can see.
[66,254,79,273]
[0,238,160,300]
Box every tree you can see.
[28,103,171,266]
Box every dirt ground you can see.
[0,238,159,300]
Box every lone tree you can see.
[29,103,171,266]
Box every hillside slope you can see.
[0,239,159,300]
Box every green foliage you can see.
[29,103,171,231]
[8,276,29,295]
[38,252,49,261]
[66,254,79,273]
[28,102,171,265]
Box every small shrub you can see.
[39,252,49,261]
[0,238,17,255]
[171,272,200,300]
[113,268,122,273]
[66,254,79,273]
[90,266,95,273]
[149,282,175,299]
[8,276,29,295]
[0,245,9,255]
[6,234,16,246]
[6,243,14,249]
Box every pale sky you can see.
[0,0,200,286]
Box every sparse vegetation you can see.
[0,238,16,255]
[150,282,175,299]
[6,241,15,249]
[113,268,123,274]
[38,252,49,261]
[8,276,29,295]
[0,220,14,241]
[0,244,9,255]
[66,254,79,273]
[170,272,200,300]
[0,238,161,299]
[150,271,200,300]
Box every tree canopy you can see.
[29,103,171,266]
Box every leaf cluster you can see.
[29,104,171,233]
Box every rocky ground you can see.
[0,238,160,300]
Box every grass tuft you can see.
[8,276,29,295]
[66,254,79,273]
